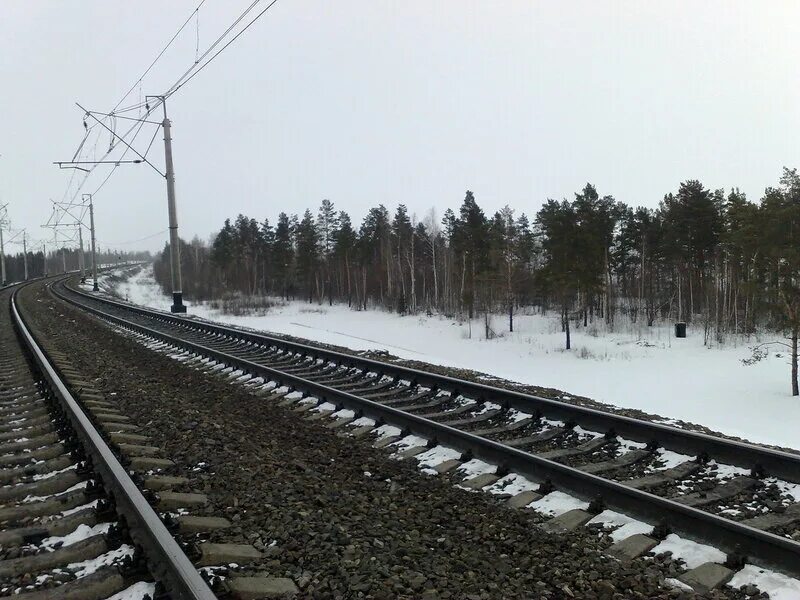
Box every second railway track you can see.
[0,281,219,599]
[48,274,800,595]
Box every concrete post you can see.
[89,198,98,291]
[78,225,85,283]
[162,108,186,313]
[0,226,5,286]
[22,233,28,281]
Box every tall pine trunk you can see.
[792,326,799,397]
[346,253,352,308]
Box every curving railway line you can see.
[47,273,800,595]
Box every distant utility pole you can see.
[0,225,5,286]
[0,203,7,286]
[42,240,47,277]
[22,232,28,281]
[77,224,85,283]
[59,99,186,312]
[45,197,89,283]
[149,96,186,313]
[85,194,98,291]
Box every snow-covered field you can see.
[94,264,800,451]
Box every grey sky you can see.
[1,1,798,252]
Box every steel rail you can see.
[51,279,800,578]
[57,278,800,483]
[10,285,216,600]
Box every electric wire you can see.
[104,0,264,117]
[161,0,263,98]
[58,1,208,203]
[167,0,279,97]
[57,0,280,211]
[99,229,168,247]
[109,0,207,115]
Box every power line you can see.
[99,229,168,246]
[56,0,281,211]
[110,0,208,115]
[58,1,209,202]
[168,0,280,97]
[162,0,264,98]
[105,1,263,118]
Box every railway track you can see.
[51,275,800,595]
[0,281,220,599]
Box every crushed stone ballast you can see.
[53,276,800,596]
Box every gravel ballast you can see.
[17,281,758,599]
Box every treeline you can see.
[153,168,800,393]
[1,248,150,284]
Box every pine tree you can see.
[295,209,319,303]
[317,199,339,305]
[452,191,488,318]
[334,211,356,306]
[272,212,294,299]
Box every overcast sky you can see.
[1,1,798,253]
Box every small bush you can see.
[208,293,282,316]
[741,345,768,366]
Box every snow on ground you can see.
[373,425,402,441]
[67,544,136,577]
[391,435,428,452]
[105,581,157,600]
[587,510,653,542]
[486,473,539,496]
[650,534,726,569]
[98,265,173,311]
[457,458,496,479]
[651,449,696,471]
[417,446,462,473]
[528,491,589,517]
[729,565,800,600]
[95,264,800,450]
[38,523,110,551]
